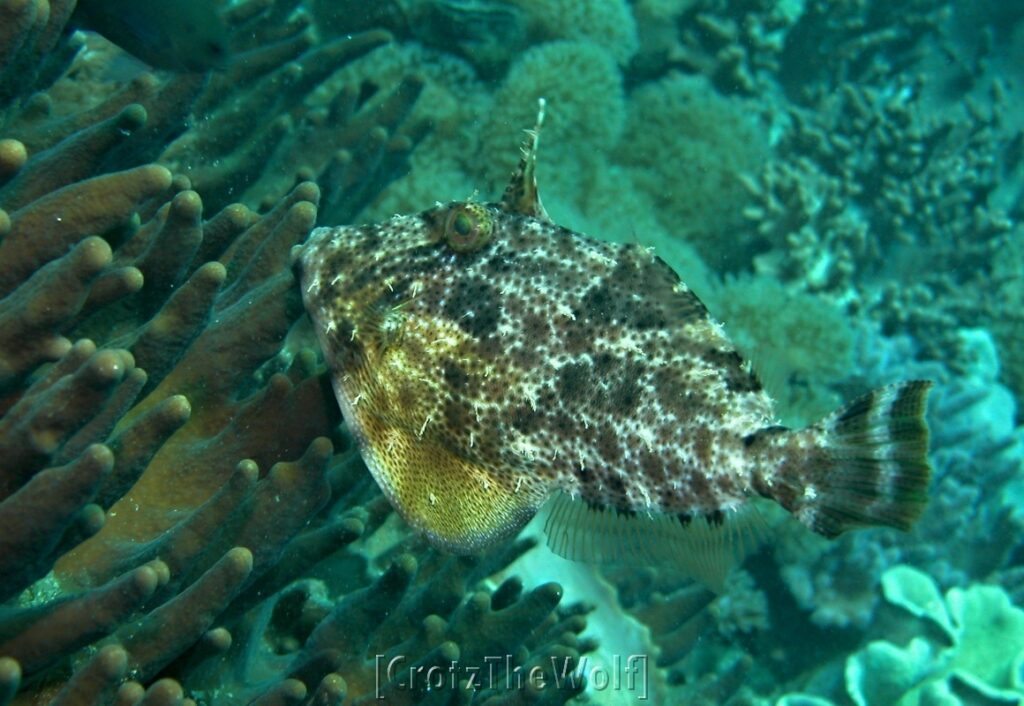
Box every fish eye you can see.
[444,204,493,253]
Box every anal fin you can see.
[541,493,765,593]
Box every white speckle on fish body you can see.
[295,99,933,588]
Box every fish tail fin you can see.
[752,381,932,538]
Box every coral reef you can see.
[615,71,769,271]
[0,3,593,704]
[2,0,1023,704]
[740,79,1015,296]
[661,0,949,99]
[0,0,79,113]
[2,2,426,223]
[505,0,639,67]
[156,25,428,222]
[324,41,489,221]
[777,564,1024,705]
[479,39,625,206]
[709,273,855,425]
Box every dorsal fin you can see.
[500,98,550,222]
[541,492,766,593]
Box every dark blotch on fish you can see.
[296,100,933,591]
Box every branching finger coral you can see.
[0,7,595,704]
[158,28,427,221]
[0,0,79,115]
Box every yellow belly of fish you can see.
[340,315,547,553]
[356,418,543,552]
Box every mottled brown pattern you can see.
[295,108,931,555]
[299,198,777,538]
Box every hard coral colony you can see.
[0,2,587,705]
[2,2,1024,706]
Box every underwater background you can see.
[0,0,1022,704]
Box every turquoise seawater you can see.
[0,1,1022,704]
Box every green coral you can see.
[775,566,1024,706]
[634,0,700,21]
[709,273,855,425]
[479,39,625,206]
[507,0,639,65]
[881,565,956,638]
[614,72,769,271]
[845,565,1024,706]
[326,41,489,220]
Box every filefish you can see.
[297,101,931,588]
